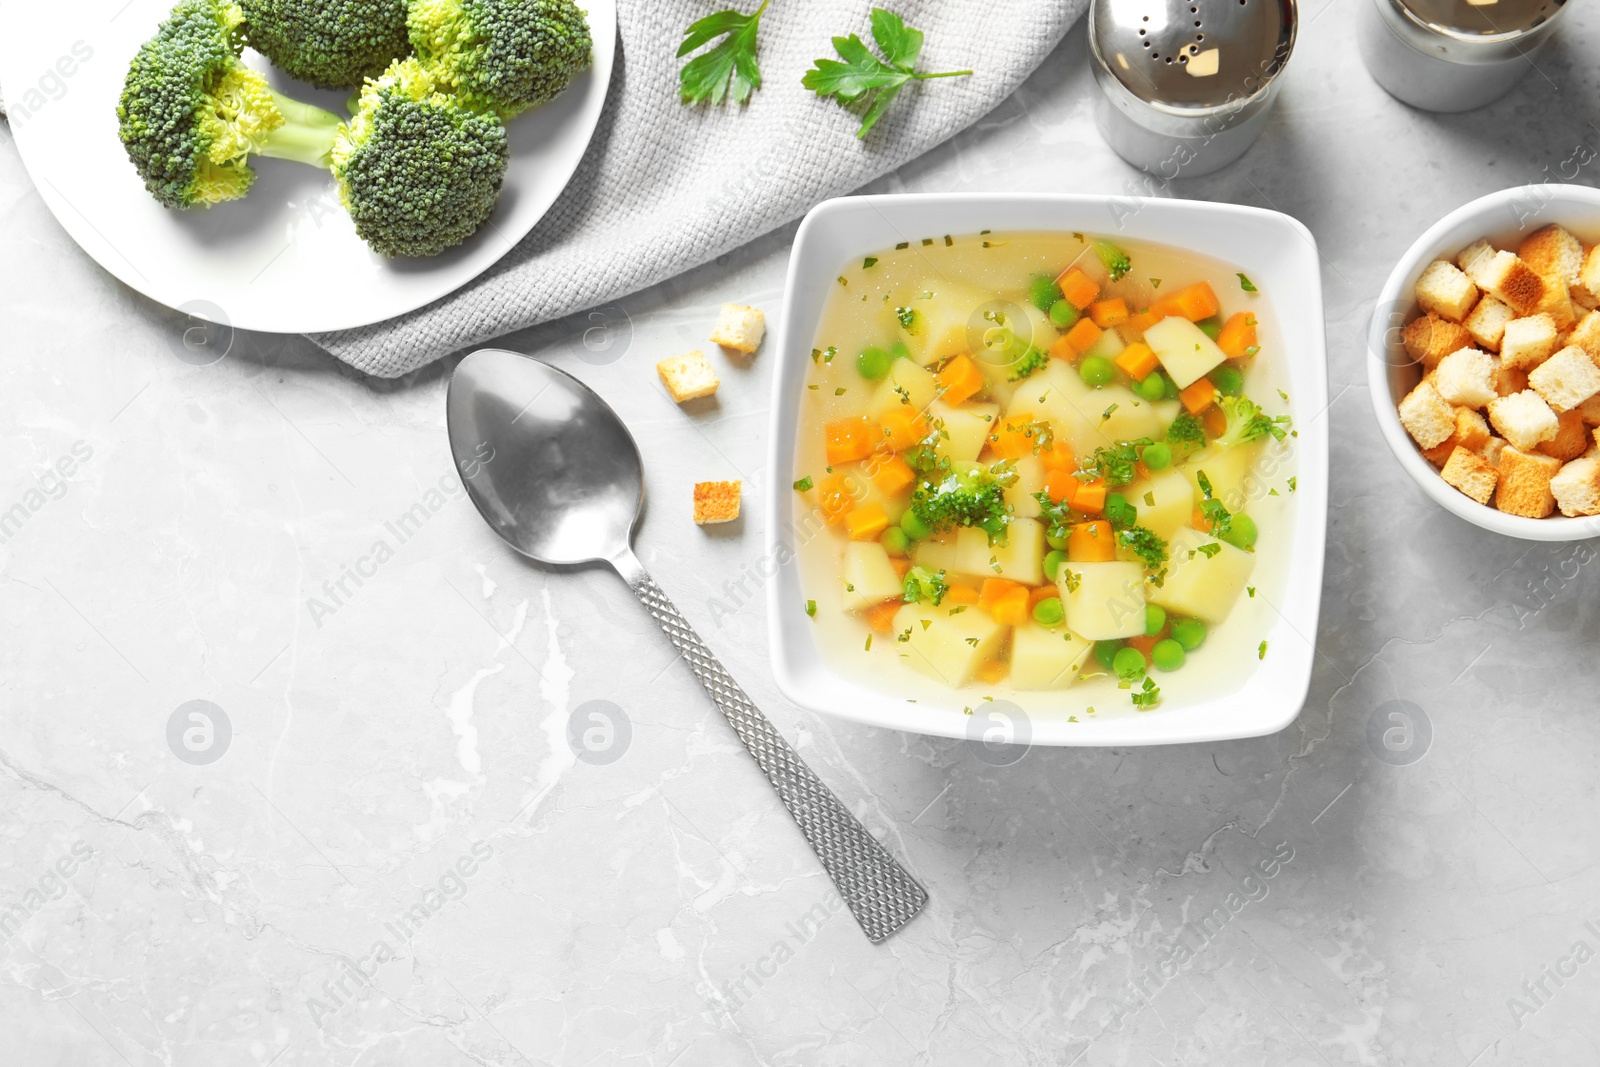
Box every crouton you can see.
[693,480,741,524]
[1566,310,1600,362]
[1576,245,1600,308]
[1538,409,1591,462]
[1401,312,1473,368]
[1488,390,1560,451]
[1454,406,1491,452]
[1458,239,1496,278]
[1440,446,1498,505]
[709,304,766,354]
[1529,345,1600,412]
[1537,283,1576,330]
[1496,364,1530,397]
[1494,446,1562,518]
[1550,453,1600,516]
[1433,347,1499,408]
[1499,314,1560,371]
[1398,380,1458,449]
[657,350,720,403]
[1577,394,1600,426]
[1519,225,1584,286]
[1415,260,1480,323]
[1480,436,1508,467]
[1475,251,1548,316]
[1463,296,1514,352]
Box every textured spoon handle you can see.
[616,554,927,943]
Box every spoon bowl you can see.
[447,349,643,567]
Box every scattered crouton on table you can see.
[693,480,742,524]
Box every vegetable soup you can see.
[790,231,1300,715]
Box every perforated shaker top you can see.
[1090,0,1297,109]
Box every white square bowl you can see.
[764,194,1328,746]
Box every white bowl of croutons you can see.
[1369,184,1600,540]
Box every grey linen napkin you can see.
[311,0,1088,377]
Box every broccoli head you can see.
[1213,395,1292,449]
[331,58,510,257]
[239,0,410,90]
[117,0,345,208]
[408,0,593,118]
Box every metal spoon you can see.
[446,349,928,943]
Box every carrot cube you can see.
[879,406,928,451]
[1179,378,1218,415]
[1216,311,1258,359]
[1089,298,1130,328]
[1039,441,1075,471]
[1113,342,1159,381]
[890,556,912,579]
[1125,308,1165,336]
[825,416,878,465]
[1044,468,1076,505]
[817,473,861,525]
[1048,335,1078,362]
[935,354,985,407]
[980,579,1029,626]
[944,582,980,606]
[1154,282,1220,322]
[1056,268,1100,309]
[1063,318,1103,358]
[864,600,901,633]
[845,502,890,541]
[973,658,1009,685]
[1027,585,1059,608]
[1202,404,1228,438]
[1067,520,1116,563]
[1124,635,1157,660]
[988,414,1046,460]
[1072,478,1107,514]
[871,454,916,495]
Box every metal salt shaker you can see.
[1356,0,1568,113]
[1089,0,1297,179]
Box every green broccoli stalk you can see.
[1093,239,1131,281]
[117,0,346,208]
[331,58,510,257]
[408,0,593,118]
[1213,395,1292,449]
[240,0,410,90]
[902,566,947,606]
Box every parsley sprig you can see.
[678,1,770,106]
[802,8,973,138]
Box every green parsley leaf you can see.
[802,8,973,138]
[804,599,817,617]
[864,634,873,651]
[1258,640,1269,660]
[863,256,878,269]
[1131,676,1160,709]
[793,476,814,491]
[1238,273,1257,292]
[678,1,770,106]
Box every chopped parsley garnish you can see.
[864,634,872,651]
[1080,439,1152,487]
[1102,403,1119,421]
[895,241,908,250]
[1237,273,1257,292]
[895,306,920,331]
[902,565,948,606]
[908,461,1017,537]
[805,600,817,617]
[1288,476,1297,492]
[862,256,878,269]
[834,387,847,396]
[1258,640,1269,660]
[1131,677,1160,709]
[1197,543,1223,558]
[1117,526,1168,578]
[1247,586,1256,597]
[793,476,814,491]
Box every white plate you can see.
[0,0,614,334]
[764,194,1329,747]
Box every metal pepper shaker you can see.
[1088,0,1297,179]
[1356,0,1568,113]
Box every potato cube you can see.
[892,601,1006,686]
[930,400,999,463]
[1059,560,1147,641]
[901,281,985,366]
[1144,315,1228,389]
[1124,468,1196,542]
[955,518,1044,585]
[869,358,938,420]
[1004,455,1046,519]
[1010,623,1093,690]
[840,542,903,612]
[1151,531,1255,624]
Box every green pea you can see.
[1049,299,1079,329]
[1079,355,1116,387]
[1093,639,1122,670]
[1029,275,1064,313]
[1141,442,1172,471]
[1105,492,1137,527]
[1171,618,1207,651]
[1144,604,1167,637]
[881,526,910,557]
[1209,364,1244,396]
[1032,597,1065,628]
[1042,549,1067,582]
[1197,317,1222,340]
[1152,638,1186,672]
[899,510,932,540]
[857,346,893,380]
[889,340,911,362]
[1220,513,1258,550]
[1163,375,1180,400]
[1046,530,1070,551]
[1112,646,1147,681]
[1134,373,1167,401]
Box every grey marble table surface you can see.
[5,6,1600,1066]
